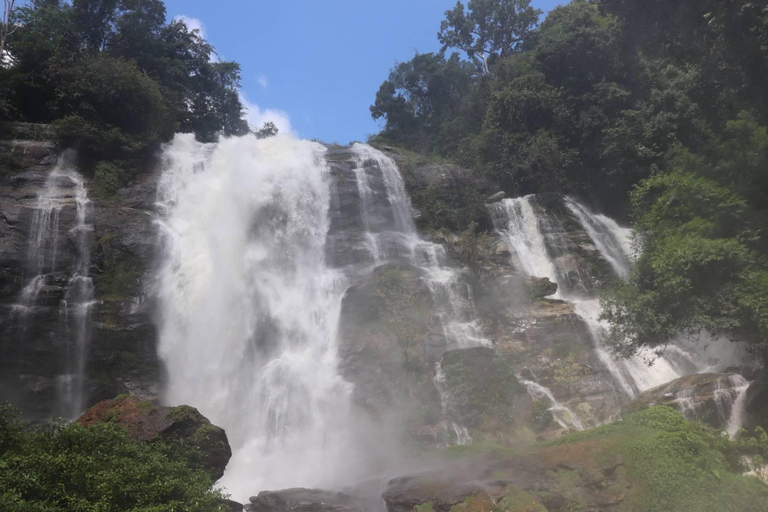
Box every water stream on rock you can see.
[491,195,752,428]
[11,158,94,419]
[350,144,489,350]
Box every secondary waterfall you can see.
[350,144,488,350]
[11,157,94,419]
[156,134,356,500]
[491,195,752,422]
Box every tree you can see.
[438,0,541,74]
[255,121,278,138]
[601,118,768,356]
[1,0,19,59]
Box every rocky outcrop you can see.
[622,372,751,429]
[77,396,231,480]
[246,489,365,512]
[0,126,160,421]
[745,368,768,429]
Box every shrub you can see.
[0,403,229,511]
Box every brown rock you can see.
[77,396,232,480]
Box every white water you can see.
[519,379,585,431]
[351,144,489,350]
[12,159,94,418]
[433,362,473,445]
[564,197,633,276]
[156,134,358,500]
[491,195,753,427]
[58,170,95,418]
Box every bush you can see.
[92,161,126,199]
[0,403,229,511]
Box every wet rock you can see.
[246,489,363,512]
[382,476,488,512]
[622,372,751,429]
[77,397,232,480]
[485,191,505,203]
[525,276,557,299]
[745,367,768,428]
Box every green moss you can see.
[414,503,435,512]
[498,486,547,512]
[0,153,23,176]
[91,160,126,200]
[548,406,768,511]
[96,253,142,300]
[168,405,196,422]
[440,347,521,427]
[531,400,554,432]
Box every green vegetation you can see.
[371,0,768,359]
[546,406,768,511]
[1,0,254,178]
[373,265,432,368]
[441,347,521,427]
[0,403,229,511]
[96,252,142,300]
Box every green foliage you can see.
[602,117,768,355]
[438,0,542,74]
[0,403,228,511]
[373,266,432,368]
[96,253,143,301]
[497,486,547,512]
[531,400,553,432]
[441,347,520,427]
[255,121,279,139]
[371,0,768,219]
[552,406,768,511]
[91,161,126,199]
[2,0,248,175]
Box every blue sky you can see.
[162,0,566,144]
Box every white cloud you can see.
[257,74,268,89]
[174,15,206,38]
[239,92,294,136]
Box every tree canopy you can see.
[1,0,250,177]
[371,0,768,355]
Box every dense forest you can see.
[0,0,251,196]
[370,0,768,362]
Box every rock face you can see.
[77,396,232,480]
[745,368,768,428]
[246,489,364,512]
[622,372,751,429]
[0,126,160,421]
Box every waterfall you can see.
[563,197,633,277]
[11,157,94,418]
[350,144,489,350]
[433,361,473,446]
[156,134,357,500]
[491,195,752,428]
[519,379,585,431]
[58,171,95,418]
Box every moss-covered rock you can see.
[440,347,522,428]
[77,396,232,480]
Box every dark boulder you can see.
[246,488,363,512]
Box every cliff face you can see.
[0,128,160,421]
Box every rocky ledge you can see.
[77,396,232,480]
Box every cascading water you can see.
[350,144,489,350]
[433,362,473,446]
[491,195,752,428]
[11,157,94,418]
[58,171,95,418]
[156,134,358,500]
